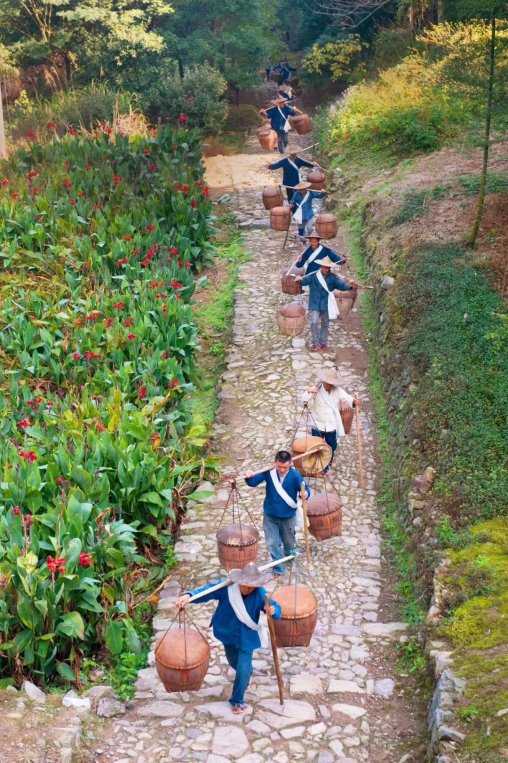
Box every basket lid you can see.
[272,585,318,617]
[316,213,336,223]
[280,302,305,318]
[216,523,259,546]
[155,628,209,668]
[306,493,342,516]
[292,435,325,454]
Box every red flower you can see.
[182,185,189,194]
[170,247,179,255]
[170,279,183,290]
[138,386,147,400]
[146,224,155,232]
[13,506,21,516]
[113,174,124,185]
[46,556,66,574]
[125,317,134,327]
[202,187,209,197]
[175,183,182,191]
[19,450,37,463]
[55,477,64,484]
[127,333,136,340]
[23,514,34,528]
[117,257,128,267]
[26,130,37,141]
[63,178,72,190]
[123,235,133,241]
[191,199,197,209]
[168,379,179,389]
[96,420,106,432]
[73,351,81,360]
[113,301,125,309]
[78,552,92,568]
[11,193,19,200]
[68,127,77,135]
[70,200,77,206]
[47,121,56,129]
[77,191,85,198]
[196,180,203,188]
[178,113,188,124]
[27,170,39,180]
[143,149,150,155]
[86,312,99,322]
[18,418,31,429]
[105,317,113,328]
[184,262,192,268]
[165,116,171,123]
[46,401,54,408]
[65,161,71,169]
[1,179,8,186]
[27,400,36,407]
[84,350,100,360]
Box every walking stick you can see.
[355,401,365,489]
[300,482,311,565]
[265,594,285,705]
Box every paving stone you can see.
[327,680,365,695]
[135,701,185,718]
[290,674,323,696]
[332,704,367,720]
[212,726,249,759]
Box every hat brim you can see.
[295,182,312,191]
[318,369,343,387]
[305,232,322,239]
[228,565,272,587]
[314,257,334,267]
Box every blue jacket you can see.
[186,583,281,650]
[301,270,352,312]
[245,467,310,519]
[280,65,296,81]
[265,105,296,132]
[268,156,314,189]
[291,190,325,223]
[296,245,345,275]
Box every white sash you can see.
[293,191,309,225]
[316,270,340,320]
[318,385,345,437]
[227,584,268,649]
[303,245,322,273]
[270,469,304,529]
[287,157,300,183]
[277,107,291,133]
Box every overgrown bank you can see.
[320,137,508,760]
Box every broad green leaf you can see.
[57,611,85,639]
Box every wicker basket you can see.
[307,170,326,191]
[292,436,332,477]
[306,493,343,541]
[315,213,338,239]
[270,206,291,231]
[263,186,284,210]
[289,114,313,135]
[281,265,304,295]
[257,126,278,151]
[339,401,354,434]
[155,628,210,692]
[336,286,358,320]
[216,523,259,572]
[278,302,305,337]
[272,585,318,647]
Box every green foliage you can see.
[145,65,228,133]
[391,184,451,225]
[459,171,508,195]
[397,640,428,676]
[0,124,216,684]
[224,105,262,132]
[396,245,508,521]
[302,36,367,84]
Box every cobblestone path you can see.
[89,132,426,763]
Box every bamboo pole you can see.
[300,482,311,565]
[355,403,365,489]
[185,556,295,603]
[265,594,284,705]
[223,443,330,482]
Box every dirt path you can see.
[86,127,427,763]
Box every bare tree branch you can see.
[302,0,394,28]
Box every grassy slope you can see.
[327,140,508,761]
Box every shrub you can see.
[224,104,261,131]
[145,65,228,133]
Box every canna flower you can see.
[13,506,21,516]
[105,317,113,328]
[78,552,92,568]
[123,235,133,241]
[62,178,72,189]
[170,247,179,255]
[143,149,150,155]
[72,351,81,360]
[168,379,179,389]
[113,174,124,185]
[46,556,66,574]
[83,350,100,360]
[96,420,106,432]
[23,514,34,528]
[26,130,37,141]
[146,225,155,232]
[177,113,187,124]
[47,121,56,129]
[18,418,31,429]
[27,170,39,180]
[191,199,197,208]
[1,179,8,186]
[184,262,192,268]
[19,450,38,463]
[138,386,147,400]
[124,317,134,327]
[11,193,19,200]
[182,185,189,194]
[68,127,77,135]
[113,301,125,310]
[127,333,136,340]
[55,477,64,485]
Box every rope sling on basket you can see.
[155,608,211,693]
[305,471,343,542]
[291,402,333,478]
[216,480,260,572]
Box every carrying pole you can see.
[185,556,295,603]
[265,594,285,705]
[300,482,311,564]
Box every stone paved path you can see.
[88,130,426,763]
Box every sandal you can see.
[231,703,249,714]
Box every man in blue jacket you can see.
[290,181,327,240]
[260,96,302,154]
[295,255,355,351]
[175,563,281,714]
[295,230,347,274]
[268,146,317,201]
[245,450,310,578]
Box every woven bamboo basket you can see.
[306,493,343,541]
[281,266,304,295]
[155,628,210,692]
[315,213,338,239]
[216,523,259,572]
[289,114,313,135]
[263,186,284,210]
[339,401,354,434]
[307,169,326,191]
[257,126,278,151]
[270,206,291,231]
[335,286,358,320]
[278,302,305,337]
[292,436,332,477]
[272,585,318,647]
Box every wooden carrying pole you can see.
[265,594,285,705]
[186,555,295,603]
[226,445,328,482]
[300,482,311,564]
[355,403,365,489]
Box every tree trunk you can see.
[235,86,240,106]
[469,13,496,248]
[436,0,444,23]
[178,58,184,80]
